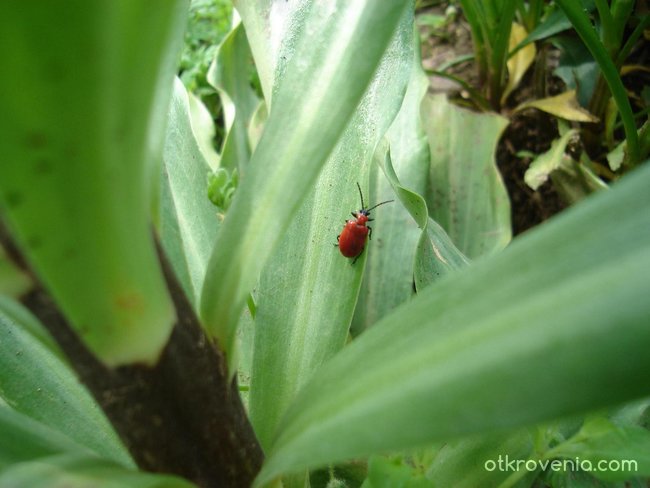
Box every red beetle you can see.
[337,182,393,263]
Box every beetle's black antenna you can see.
[356,182,365,210]
[366,199,394,212]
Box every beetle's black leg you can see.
[352,246,365,264]
[334,234,340,247]
[368,225,373,240]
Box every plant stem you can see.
[487,0,517,110]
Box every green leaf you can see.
[554,0,641,166]
[207,20,260,171]
[548,417,650,482]
[549,154,608,205]
[427,430,535,488]
[186,90,220,170]
[512,6,573,51]
[524,121,608,203]
[0,298,131,467]
[247,4,415,448]
[0,1,187,365]
[0,406,90,469]
[524,129,579,190]
[200,0,414,361]
[0,452,196,488]
[552,36,600,107]
[362,456,431,488]
[376,146,469,293]
[160,78,220,309]
[255,162,650,485]
[608,138,626,172]
[353,34,432,332]
[0,295,63,362]
[421,94,511,259]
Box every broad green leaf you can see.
[376,146,469,292]
[0,452,196,488]
[207,20,259,171]
[502,23,536,104]
[421,94,511,259]
[524,129,579,190]
[547,417,650,482]
[515,90,599,122]
[255,162,650,485]
[552,37,600,107]
[160,78,220,309]
[0,1,187,365]
[200,0,414,361]
[0,298,131,467]
[248,5,414,449]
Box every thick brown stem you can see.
[0,222,263,487]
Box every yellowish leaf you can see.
[620,64,650,75]
[515,90,599,122]
[502,23,536,104]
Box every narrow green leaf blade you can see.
[160,78,220,309]
[256,163,650,484]
[353,40,430,332]
[248,6,415,448]
[207,21,259,171]
[200,0,414,360]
